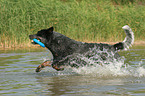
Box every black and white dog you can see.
[29,25,134,72]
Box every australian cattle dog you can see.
[29,25,134,72]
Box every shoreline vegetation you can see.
[0,41,145,50]
[0,0,145,49]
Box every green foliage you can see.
[0,0,145,48]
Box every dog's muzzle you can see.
[29,35,38,44]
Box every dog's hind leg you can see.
[51,61,64,71]
[36,60,52,72]
[52,65,64,71]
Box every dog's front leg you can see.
[36,60,52,72]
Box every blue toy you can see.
[33,39,45,48]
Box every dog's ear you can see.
[47,27,53,33]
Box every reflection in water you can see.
[0,46,145,95]
[35,74,145,96]
[35,76,73,96]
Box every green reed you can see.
[0,0,145,48]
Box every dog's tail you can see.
[113,25,134,51]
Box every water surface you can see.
[0,46,145,96]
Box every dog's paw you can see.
[36,65,42,72]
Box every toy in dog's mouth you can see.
[32,38,45,47]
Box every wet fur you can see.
[29,25,134,72]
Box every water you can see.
[0,46,145,96]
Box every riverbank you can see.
[0,41,144,51]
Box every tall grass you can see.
[0,0,145,48]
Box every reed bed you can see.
[0,0,145,48]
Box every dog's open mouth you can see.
[31,38,41,44]
[29,35,42,45]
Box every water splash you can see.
[71,61,145,78]
[58,46,145,78]
[42,46,145,78]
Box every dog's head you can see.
[29,27,54,46]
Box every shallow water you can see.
[0,46,145,96]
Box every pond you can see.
[0,45,145,96]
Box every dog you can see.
[29,25,134,72]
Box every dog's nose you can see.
[29,35,32,39]
[29,35,35,40]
